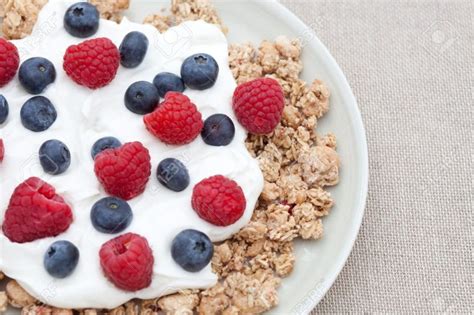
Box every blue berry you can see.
[201,114,235,146]
[91,137,122,159]
[125,81,160,115]
[157,158,190,192]
[90,197,133,234]
[21,96,57,132]
[64,2,99,38]
[19,57,56,95]
[44,240,80,278]
[0,95,8,124]
[153,72,185,98]
[181,53,219,90]
[120,31,149,68]
[171,229,214,272]
[39,140,71,175]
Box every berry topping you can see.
[91,197,133,234]
[99,233,154,291]
[157,158,190,192]
[0,95,9,124]
[2,177,73,243]
[181,53,219,90]
[91,137,122,160]
[153,72,185,98]
[232,77,285,135]
[94,142,151,200]
[201,114,235,146]
[192,175,246,226]
[64,2,100,38]
[44,240,80,279]
[124,81,160,115]
[0,38,19,87]
[171,229,213,272]
[0,139,4,162]
[19,57,56,95]
[144,92,203,145]
[63,38,120,89]
[39,140,71,175]
[20,96,57,132]
[119,31,149,68]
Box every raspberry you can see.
[144,92,203,145]
[192,175,246,226]
[63,38,120,89]
[0,139,4,162]
[232,77,285,135]
[2,177,73,243]
[99,233,154,291]
[0,38,20,87]
[94,142,151,200]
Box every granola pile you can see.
[0,0,339,314]
[0,0,47,39]
[143,0,227,34]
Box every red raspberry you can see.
[99,233,154,291]
[63,38,120,89]
[0,139,4,162]
[94,142,151,200]
[232,77,285,135]
[144,92,203,145]
[0,38,20,87]
[2,177,73,243]
[192,175,246,226]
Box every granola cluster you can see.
[0,0,47,39]
[143,0,227,33]
[0,0,339,314]
[88,0,129,22]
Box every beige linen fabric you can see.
[279,0,473,313]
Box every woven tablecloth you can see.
[278,0,473,313]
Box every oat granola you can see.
[143,0,227,33]
[0,0,339,314]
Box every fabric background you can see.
[278,0,473,313]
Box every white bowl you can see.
[3,1,368,313]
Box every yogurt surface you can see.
[0,0,263,309]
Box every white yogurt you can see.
[0,0,263,309]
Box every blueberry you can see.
[39,140,71,175]
[44,240,80,278]
[157,158,190,192]
[64,2,100,38]
[19,57,56,95]
[0,95,8,124]
[171,229,214,272]
[181,53,219,90]
[21,96,57,132]
[201,114,235,146]
[124,81,160,115]
[91,137,122,159]
[153,72,185,98]
[90,197,133,234]
[120,31,149,68]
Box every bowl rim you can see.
[254,0,369,312]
